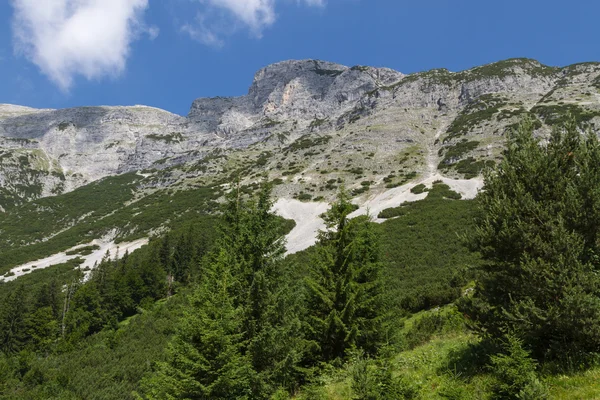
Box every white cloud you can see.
[301,0,326,6]
[204,0,276,34]
[11,0,154,91]
[185,0,325,45]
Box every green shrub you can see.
[350,352,419,400]
[489,335,548,399]
[297,385,328,400]
[426,183,462,200]
[378,204,407,219]
[402,308,465,350]
[65,245,101,256]
[297,193,312,201]
[410,184,427,194]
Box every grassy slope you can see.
[0,174,221,274]
[2,186,599,398]
[378,184,482,311]
[314,308,600,400]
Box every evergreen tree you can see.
[141,182,305,398]
[0,286,28,355]
[221,182,305,395]
[140,248,254,399]
[171,232,193,284]
[26,280,63,353]
[305,189,384,363]
[460,118,600,359]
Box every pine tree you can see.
[140,248,254,399]
[241,184,305,394]
[141,182,305,398]
[305,189,384,363]
[26,280,63,352]
[0,286,28,355]
[171,232,193,284]
[460,118,600,359]
[219,182,305,395]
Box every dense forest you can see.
[1,119,600,399]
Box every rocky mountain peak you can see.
[248,59,348,106]
[3,58,600,210]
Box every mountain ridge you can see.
[1,57,600,211]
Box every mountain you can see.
[3,58,600,210]
[1,58,600,273]
[3,58,600,399]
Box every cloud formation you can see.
[11,0,154,91]
[184,0,325,46]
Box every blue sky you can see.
[0,0,598,116]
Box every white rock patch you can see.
[275,176,484,255]
[272,198,330,254]
[0,236,148,283]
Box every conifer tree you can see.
[305,189,384,362]
[141,182,304,398]
[0,286,28,355]
[140,248,254,399]
[460,118,600,359]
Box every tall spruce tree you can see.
[0,286,28,355]
[139,248,254,399]
[305,188,384,363]
[141,182,305,398]
[460,118,600,359]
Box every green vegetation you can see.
[438,139,495,179]
[65,245,101,256]
[376,183,472,311]
[531,103,600,125]
[454,157,495,179]
[3,118,600,398]
[140,184,306,398]
[296,193,312,201]
[456,58,558,81]
[0,173,222,274]
[305,190,384,361]
[146,132,184,143]
[445,95,507,140]
[388,58,558,93]
[438,139,480,166]
[384,171,417,188]
[460,118,600,362]
[283,135,331,155]
[0,150,66,209]
[410,183,427,194]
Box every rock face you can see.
[2,58,600,208]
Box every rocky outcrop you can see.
[2,58,600,207]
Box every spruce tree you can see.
[460,118,600,359]
[140,248,254,399]
[226,183,305,395]
[305,189,384,362]
[141,182,305,398]
[0,286,28,355]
